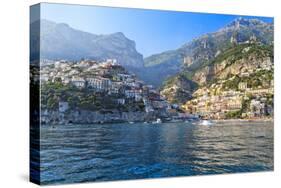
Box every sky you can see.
[39,3,273,57]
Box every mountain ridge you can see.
[142,18,273,86]
[30,19,144,69]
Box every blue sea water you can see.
[38,121,273,185]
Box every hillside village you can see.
[39,43,274,123]
[159,38,274,120]
[39,59,190,124]
[182,80,273,119]
[180,43,274,119]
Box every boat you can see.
[129,121,134,124]
[156,118,162,123]
[199,120,213,126]
[152,118,162,124]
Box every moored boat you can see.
[152,118,162,124]
[199,120,213,126]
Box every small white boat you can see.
[129,121,134,124]
[152,118,162,124]
[156,118,162,123]
[199,120,213,126]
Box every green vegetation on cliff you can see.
[41,82,145,112]
[222,69,273,90]
[160,73,198,104]
[198,43,273,74]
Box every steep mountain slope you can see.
[30,19,144,68]
[143,18,273,86]
[160,42,273,105]
[160,73,198,104]
[191,43,273,86]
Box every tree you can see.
[47,97,57,109]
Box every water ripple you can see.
[37,121,273,185]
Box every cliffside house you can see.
[87,77,111,91]
[71,76,86,88]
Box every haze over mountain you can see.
[30,19,144,68]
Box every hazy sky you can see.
[40,3,273,57]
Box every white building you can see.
[238,82,247,90]
[125,90,135,98]
[71,77,85,88]
[117,98,125,105]
[87,77,111,91]
[40,74,49,82]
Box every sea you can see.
[37,121,273,185]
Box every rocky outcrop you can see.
[192,66,215,85]
[192,45,273,85]
[218,56,272,80]
[41,110,150,124]
[160,74,197,104]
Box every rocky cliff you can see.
[160,42,273,105]
[192,44,273,85]
[160,73,198,104]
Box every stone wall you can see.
[40,109,153,125]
